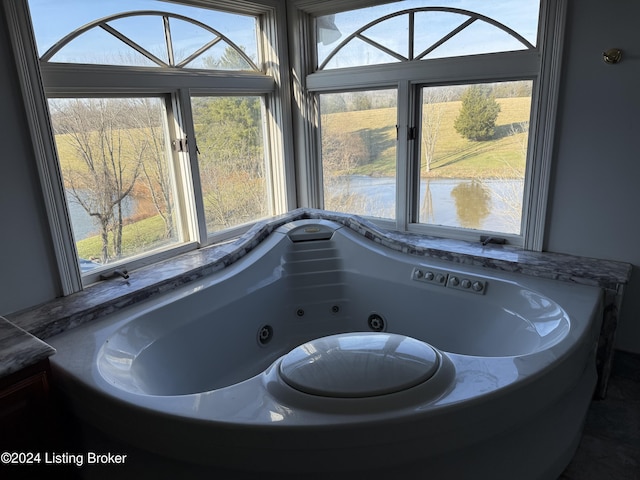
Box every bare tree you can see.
[421,86,455,174]
[51,98,143,263]
[509,121,530,159]
[126,99,175,239]
[475,122,529,234]
[420,178,434,223]
[420,87,455,223]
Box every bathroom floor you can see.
[559,350,640,480]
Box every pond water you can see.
[325,176,524,234]
[66,192,136,242]
[68,176,524,244]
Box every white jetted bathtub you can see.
[48,219,603,479]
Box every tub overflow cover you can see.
[279,332,439,398]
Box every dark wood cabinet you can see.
[0,360,53,451]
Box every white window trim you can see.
[289,0,566,250]
[522,0,567,251]
[5,0,81,294]
[5,0,296,294]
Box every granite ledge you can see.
[7,208,632,343]
[307,210,632,291]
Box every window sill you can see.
[7,208,632,344]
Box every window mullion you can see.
[409,83,423,225]
[395,80,411,232]
[259,8,296,215]
[172,89,207,245]
[263,93,291,216]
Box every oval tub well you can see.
[47,220,603,479]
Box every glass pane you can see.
[418,81,532,234]
[28,0,258,70]
[191,96,270,234]
[183,42,255,71]
[322,38,402,69]
[319,90,397,220]
[423,21,530,59]
[413,11,468,58]
[107,16,169,63]
[166,18,218,66]
[317,0,540,69]
[361,14,409,59]
[47,28,160,67]
[48,98,180,273]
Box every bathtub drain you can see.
[368,313,385,332]
[257,325,274,346]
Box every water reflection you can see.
[450,180,491,229]
[326,176,522,233]
[421,177,434,222]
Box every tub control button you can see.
[413,265,487,295]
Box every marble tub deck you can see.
[1,208,632,383]
[0,316,55,378]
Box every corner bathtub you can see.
[48,220,603,479]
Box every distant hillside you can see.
[321,96,531,179]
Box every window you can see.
[191,95,271,233]
[49,96,180,267]
[417,81,532,234]
[7,0,293,290]
[319,89,398,219]
[293,0,565,247]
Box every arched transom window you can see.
[40,11,259,71]
[319,7,536,69]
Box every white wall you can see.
[0,6,60,315]
[545,0,640,353]
[0,0,639,352]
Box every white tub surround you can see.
[5,209,631,396]
[44,219,608,478]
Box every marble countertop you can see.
[0,316,55,379]
[2,208,633,380]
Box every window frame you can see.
[5,0,295,293]
[289,0,566,249]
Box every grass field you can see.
[322,96,531,179]
[76,214,173,261]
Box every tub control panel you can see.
[411,267,487,295]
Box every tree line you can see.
[320,81,532,114]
